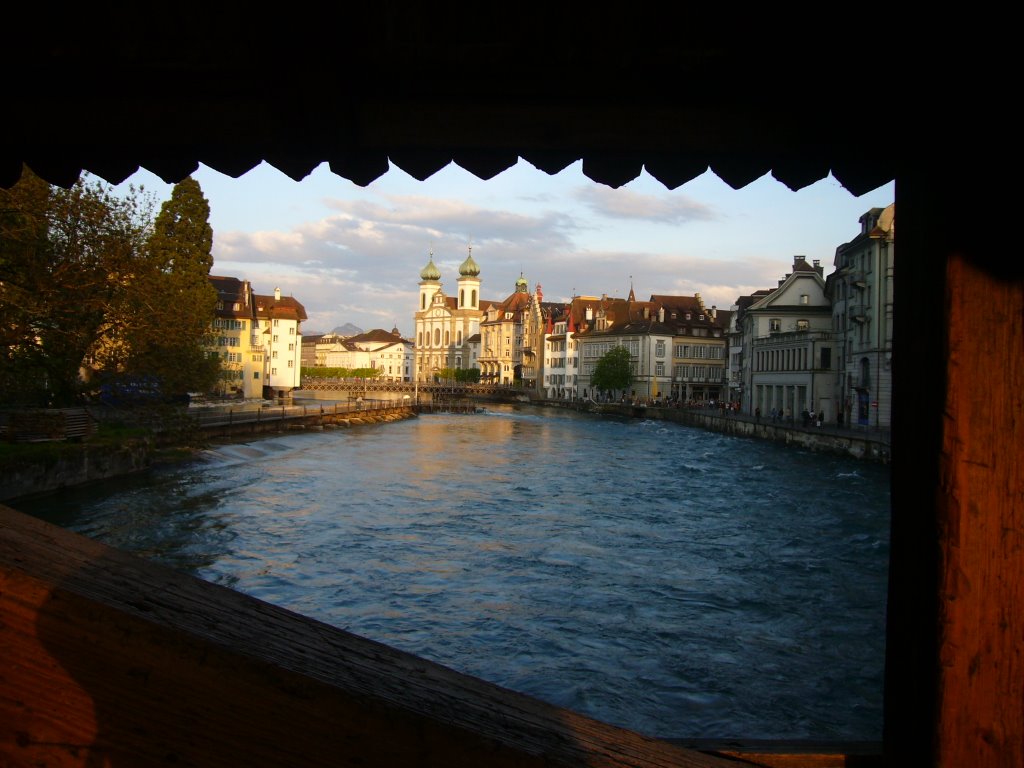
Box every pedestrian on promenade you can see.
[755,407,761,423]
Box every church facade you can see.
[413,248,491,381]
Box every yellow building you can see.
[208,276,264,399]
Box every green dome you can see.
[515,274,529,292]
[458,251,480,277]
[420,257,441,281]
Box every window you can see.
[821,348,832,369]
[253,371,259,379]
[655,340,666,357]
[471,289,477,306]
[233,302,240,311]
[770,318,781,332]
[457,331,462,345]
[273,319,279,327]
[421,293,426,310]
[272,351,278,359]
[797,319,809,331]
[289,327,295,334]
[288,343,294,351]
[655,362,665,376]
[271,367,277,375]
[287,360,293,367]
[273,335,279,343]
[434,328,441,345]
[801,294,809,305]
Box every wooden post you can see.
[887,168,1024,767]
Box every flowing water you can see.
[20,404,891,740]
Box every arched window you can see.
[434,328,441,346]
[471,289,477,306]
[418,331,422,346]
[445,330,450,345]
[460,289,465,307]
[457,331,462,345]
[421,293,426,310]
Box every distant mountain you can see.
[331,323,364,336]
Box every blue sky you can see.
[116,160,894,336]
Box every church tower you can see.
[418,252,441,311]
[457,245,481,310]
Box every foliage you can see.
[591,345,633,393]
[302,367,382,379]
[94,177,220,397]
[455,367,480,383]
[0,168,219,406]
[434,367,480,383]
[1,168,152,405]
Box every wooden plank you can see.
[935,254,1024,768]
[0,504,734,768]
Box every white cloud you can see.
[573,185,717,224]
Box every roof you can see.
[254,293,308,322]
[208,275,252,319]
[3,10,926,194]
[347,328,405,344]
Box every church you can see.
[413,247,492,381]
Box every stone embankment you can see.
[0,406,418,502]
[536,400,891,463]
[1,441,154,503]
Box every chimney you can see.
[586,306,593,321]
[274,286,282,301]
[710,305,717,319]
[658,306,665,323]
[812,259,823,276]
[643,306,650,319]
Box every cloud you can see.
[573,186,717,224]
[209,190,792,337]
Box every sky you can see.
[113,160,895,337]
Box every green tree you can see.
[98,177,220,397]
[591,345,633,394]
[1,167,151,405]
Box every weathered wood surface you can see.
[1,504,740,768]
[935,254,1023,767]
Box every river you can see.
[19,404,891,741]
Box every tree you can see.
[1,167,152,405]
[1,169,220,406]
[591,345,633,395]
[97,177,220,398]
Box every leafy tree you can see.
[1,167,151,405]
[454,367,480,383]
[591,345,633,394]
[95,177,220,398]
[1,169,220,406]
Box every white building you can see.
[255,287,307,395]
[741,256,836,422]
[413,248,491,381]
[324,328,412,381]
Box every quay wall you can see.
[1,406,417,502]
[533,400,891,463]
[0,441,154,502]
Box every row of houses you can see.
[412,203,894,427]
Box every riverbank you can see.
[529,399,891,463]
[0,405,418,503]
